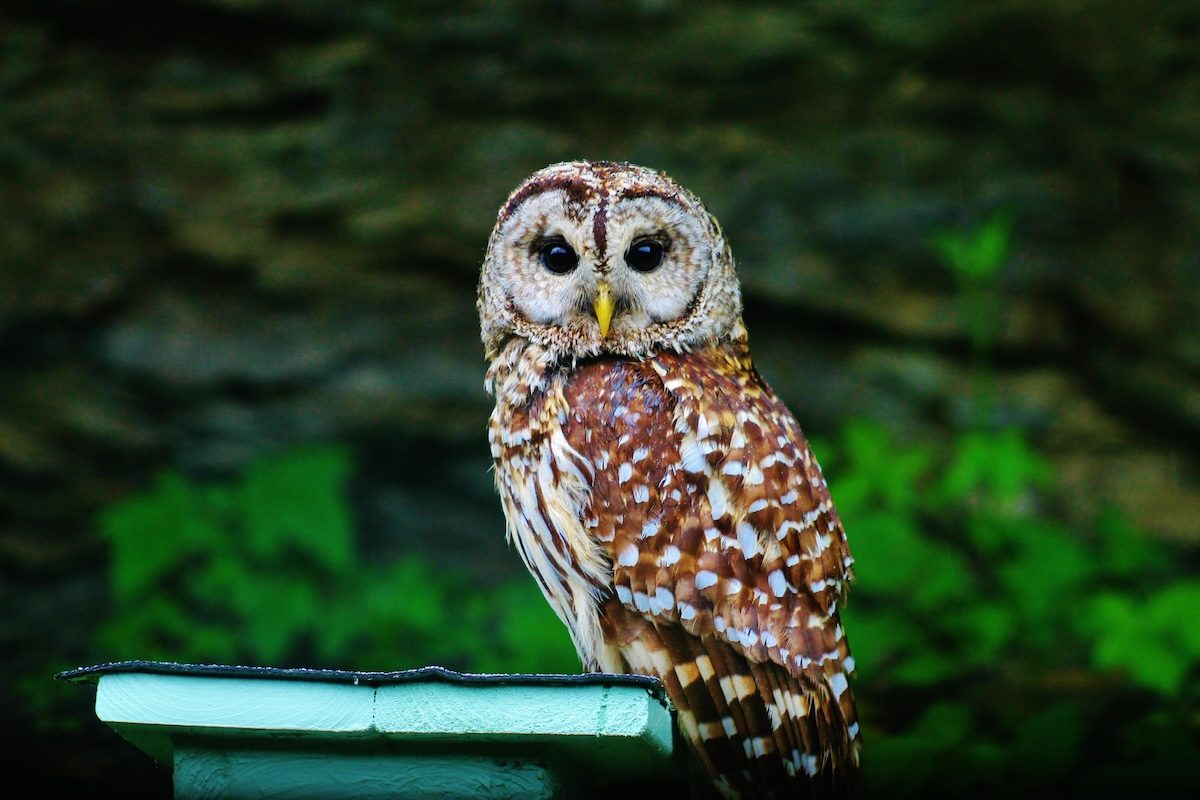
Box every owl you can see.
[479,161,859,798]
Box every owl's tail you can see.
[621,620,859,799]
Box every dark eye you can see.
[539,238,578,274]
[625,238,665,272]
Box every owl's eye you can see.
[538,238,579,274]
[625,238,666,272]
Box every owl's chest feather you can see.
[488,362,624,667]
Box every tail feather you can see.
[614,612,857,798]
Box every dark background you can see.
[2,1,1197,796]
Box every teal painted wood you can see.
[66,663,682,799]
[173,749,560,800]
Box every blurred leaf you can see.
[1096,507,1170,577]
[999,524,1094,621]
[938,428,1052,509]
[99,471,218,603]
[933,211,1014,283]
[955,601,1015,663]
[1146,582,1200,656]
[1083,589,1195,695]
[240,445,354,572]
[832,420,932,516]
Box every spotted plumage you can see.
[480,161,860,798]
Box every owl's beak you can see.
[593,280,614,338]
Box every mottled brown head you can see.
[478,161,744,360]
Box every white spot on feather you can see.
[680,438,706,473]
[618,544,639,567]
[632,484,650,503]
[707,477,729,519]
[658,544,680,566]
[737,522,759,559]
[829,672,848,700]
[695,570,718,590]
[618,463,633,484]
[769,569,787,597]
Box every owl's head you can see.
[478,161,744,359]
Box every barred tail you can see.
[615,613,859,799]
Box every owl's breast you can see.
[488,366,618,668]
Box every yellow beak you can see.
[593,280,614,338]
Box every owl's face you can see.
[479,161,743,359]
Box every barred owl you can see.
[479,161,860,798]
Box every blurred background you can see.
[2,0,1197,796]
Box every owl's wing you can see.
[562,342,859,785]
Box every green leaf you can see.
[99,471,220,604]
[998,524,1094,623]
[1084,591,1192,695]
[932,211,1014,283]
[938,428,1052,509]
[1146,582,1200,656]
[954,600,1015,663]
[240,446,354,572]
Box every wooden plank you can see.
[173,748,559,800]
[97,673,375,733]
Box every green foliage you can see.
[95,445,577,674]
[827,420,1200,795]
[933,212,1016,424]
[829,217,1200,794]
